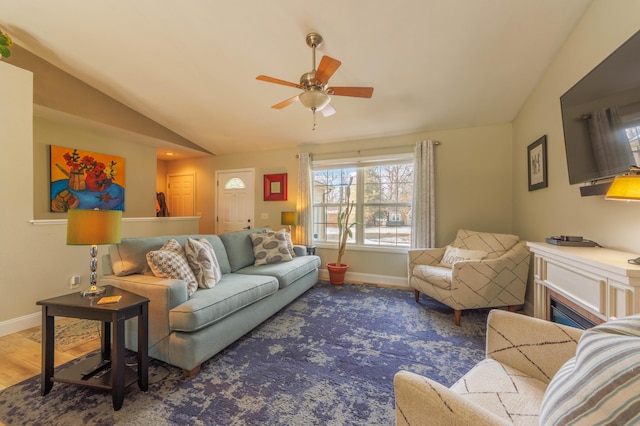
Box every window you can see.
[312,154,414,248]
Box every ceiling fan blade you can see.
[314,56,342,85]
[321,103,336,117]
[271,95,299,109]
[329,86,374,98]
[257,75,300,88]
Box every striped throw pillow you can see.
[539,314,640,425]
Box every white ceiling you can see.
[0,0,592,157]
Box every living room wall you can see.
[512,1,640,302]
[164,123,514,284]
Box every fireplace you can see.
[547,289,602,329]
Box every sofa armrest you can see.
[394,370,510,426]
[100,274,189,350]
[293,245,307,257]
[486,310,583,384]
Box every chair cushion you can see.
[412,265,452,289]
[451,358,546,426]
[452,229,519,259]
[439,245,488,268]
[540,314,640,425]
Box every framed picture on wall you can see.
[50,145,125,211]
[264,173,287,201]
[527,135,548,191]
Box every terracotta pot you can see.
[326,263,349,285]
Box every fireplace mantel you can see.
[527,242,640,323]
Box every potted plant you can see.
[0,29,12,59]
[326,176,356,285]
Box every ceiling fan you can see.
[256,32,374,129]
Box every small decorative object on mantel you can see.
[326,175,356,285]
[528,135,548,191]
[0,28,12,58]
[264,173,288,201]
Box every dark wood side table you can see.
[306,245,317,255]
[37,285,149,411]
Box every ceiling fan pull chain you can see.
[312,108,317,130]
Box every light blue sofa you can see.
[101,227,320,375]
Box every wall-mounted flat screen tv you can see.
[561,29,640,186]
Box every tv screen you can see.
[561,29,640,185]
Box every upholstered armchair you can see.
[408,229,530,325]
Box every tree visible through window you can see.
[312,157,414,247]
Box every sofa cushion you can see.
[439,245,488,268]
[109,234,232,276]
[451,358,546,426]
[146,239,198,297]
[452,229,519,260]
[185,238,222,289]
[250,230,293,265]
[540,314,640,426]
[169,273,279,332]
[236,255,320,289]
[219,227,270,272]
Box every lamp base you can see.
[81,285,106,297]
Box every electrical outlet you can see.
[69,275,80,289]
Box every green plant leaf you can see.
[0,45,10,58]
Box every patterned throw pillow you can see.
[263,228,296,258]
[146,239,198,297]
[185,238,222,289]
[439,245,488,268]
[250,230,293,265]
[539,314,640,425]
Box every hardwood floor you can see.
[0,318,100,391]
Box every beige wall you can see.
[166,123,514,280]
[0,62,199,333]
[513,1,640,304]
[513,1,640,252]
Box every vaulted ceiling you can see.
[0,0,592,157]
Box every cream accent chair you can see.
[408,229,530,326]
[394,310,584,425]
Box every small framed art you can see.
[264,173,287,201]
[528,135,548,191]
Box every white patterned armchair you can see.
[408,229,530,326]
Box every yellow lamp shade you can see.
[66,209,122,245]
[281,211,299,226]
[605,175,640,201]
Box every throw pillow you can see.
[439,245,488,268]
[250,230,293,265]
[263,228,296,258]
[539,314,640,425]
[185,238,222,289]
[146,239,198,297]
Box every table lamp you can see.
[281,211,298,233]
[67,209,122,297]
[605,173,640,264]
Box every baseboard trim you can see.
[319,269,410,289]
[0,312,40,337]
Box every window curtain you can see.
[411,140,435,248]
[296,152,313,246]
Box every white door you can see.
[216,169,254,233]
[167,173,195,216]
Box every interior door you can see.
[167,173,195,216]
[216,169,255,233]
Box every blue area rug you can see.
[0,281,489,425]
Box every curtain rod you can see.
[296,140,440,158]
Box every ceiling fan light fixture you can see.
[299,90,330,111]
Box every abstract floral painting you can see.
[50,145,125,211]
